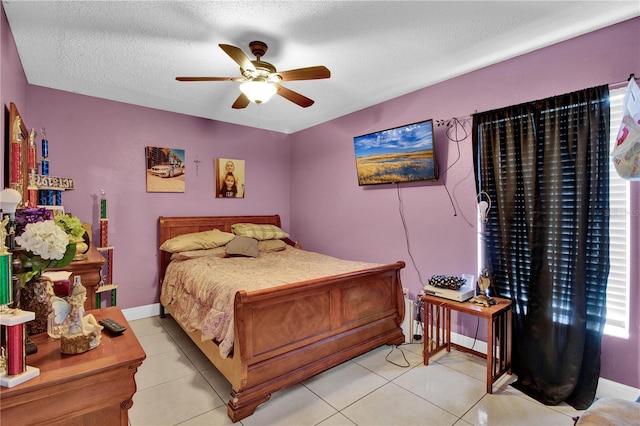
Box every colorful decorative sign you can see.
[28,175,75,191]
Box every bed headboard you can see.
[158,215,283,293]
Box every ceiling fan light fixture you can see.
[177,41,329,109]
[239,81,277,104]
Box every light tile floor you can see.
[128,316,639,426]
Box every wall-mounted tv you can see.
[353,119,437,186]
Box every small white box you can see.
[423,283,475,302]
[462,274,475,294]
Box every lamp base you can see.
[470,294,497,308]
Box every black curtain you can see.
[472,86,610,409]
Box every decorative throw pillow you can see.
[226,236,259,257]
[160,229,235,253]
[428,275,466,290]
[170,246,228,261]
[231,223,289,241]
[258,239,287,253]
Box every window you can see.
[474,87,630,337]
[605,86,630,338]
[473,86,611,406]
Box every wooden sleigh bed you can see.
[158,215,406,422]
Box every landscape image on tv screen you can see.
[353,119,437,186]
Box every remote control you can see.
[99,318,127,335]
[26,336,38,355]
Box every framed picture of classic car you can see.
[145,146,185,193]
[215,158,245,198]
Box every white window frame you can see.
[605,87,631,338]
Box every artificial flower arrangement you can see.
[13,207,85,287]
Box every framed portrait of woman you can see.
[215,158,245,198]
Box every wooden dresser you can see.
[47,243,105,311]
[0,307,146,425]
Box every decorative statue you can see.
[51,277,103,354]
[12,115,22,142]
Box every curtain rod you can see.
[450,74,638,121]
[610,73,639,90]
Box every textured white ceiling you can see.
[3,1,639,134]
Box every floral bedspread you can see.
[160,246,379,358]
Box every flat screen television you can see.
[353,119,437,186]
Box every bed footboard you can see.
[228,261,405,422]
[158,215,406,422]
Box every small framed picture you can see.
[145,146,185,193]
[216,158,245,198]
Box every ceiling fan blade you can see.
[176,77,241,82]
[277,66,331,81]
[275,84,314,108]
[219,44,256,72]
[232,93,250,109]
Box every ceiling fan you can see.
[176,41,331,109]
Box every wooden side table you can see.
[47,243,105,311]
[422,295,512,393]
[0,307,146,425]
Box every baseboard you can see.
[414,320,488,354]
[450,331,488,355]
[122,303,161,321]
[596,377,640,399]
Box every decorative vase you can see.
[72,231,91,261]
[19,278,51,335]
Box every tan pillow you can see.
[258,239,287,253]
[226,236,259,257]
[160,229,235,253]
[170,247,228,260]
[231,223,289,241]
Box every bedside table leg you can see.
[487,315,495,393]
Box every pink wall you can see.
[289,17,640,388]
[1,5,27,185]
[2,2,638,388]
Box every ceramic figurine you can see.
[53,277,103,354]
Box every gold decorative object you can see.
[51,276,103,354]
[470,269,497,307]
